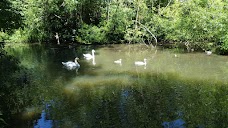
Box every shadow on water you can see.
[34,72,227,128]
[2,44,228,128]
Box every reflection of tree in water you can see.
[37,72,228,128]
[34,101,55,128]
[0,42,34,127]
[119,89,130,127]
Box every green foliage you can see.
[125,28,147,44]
[218,34,228,54]
[20,0,48,42]
[1,0,228,54]
[105,1,134,42]
[0,31,9,42]
[159,0,228,51]
[80,0,102,25]
[8,28,29,43]
[0,0,22,31]
[6,0,81,43]
[76,24,106,44]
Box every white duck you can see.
[114,59,122,65]
[83,49,95,60]
[135,59,147,66]
[62,57,80,69]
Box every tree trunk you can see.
[135,4,139,29]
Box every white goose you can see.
[135,59,147,66]
[62,57,80,70]
[83,49,95,60]
[114,59,122,65]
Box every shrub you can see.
[76,24,106,44]
[0,31,9,42]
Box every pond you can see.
[3,44,228,128]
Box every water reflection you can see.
[34,101,56,128]
[4,44,228,128]
[34,110,53,128]
[120,89,130,127]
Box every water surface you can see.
[3,44,228,128]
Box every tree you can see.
[0,0,22,31]
[155,0,228,53]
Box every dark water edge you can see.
[3,72,227,128]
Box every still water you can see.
[4,44,228,127]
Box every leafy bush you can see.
[218,34,228,54]
[8,28,29,43]
[159,0,228,52]
[0,31,9,42]
[76,24,106,44]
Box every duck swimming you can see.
[83,49,95,60]
[62,57,80,70]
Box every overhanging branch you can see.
[133,20,157,48]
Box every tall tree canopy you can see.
[0,0,22,31]
[0,0,228,54]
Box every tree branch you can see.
[134,20,157,48]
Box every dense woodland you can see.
[0,0,228,54]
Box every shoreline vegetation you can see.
[0,0,228,55]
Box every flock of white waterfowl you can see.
[62,49,212,70]
[61,49,148,70]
